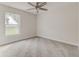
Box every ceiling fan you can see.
[27,2,48,13]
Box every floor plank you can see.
[0,37,78,57]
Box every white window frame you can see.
[5,12,21,36]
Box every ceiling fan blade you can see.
[39,8,48,11]
[27,8,35,10]
[39,2,47,8]
[28,2,35,7]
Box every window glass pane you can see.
[5,13,20,36]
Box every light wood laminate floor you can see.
[0,37,79,57]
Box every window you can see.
[5,13,20,36]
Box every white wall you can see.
[78,3,79,47]
[0,3,78,46]
[37,2,78,46]
[0,4,36,45]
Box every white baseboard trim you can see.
[0,36,36,46]
[0,35,78,47]
[37,35,78,47]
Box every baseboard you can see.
[0,36,37,46]
[37,36,78,47]
[0,35,78,47]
